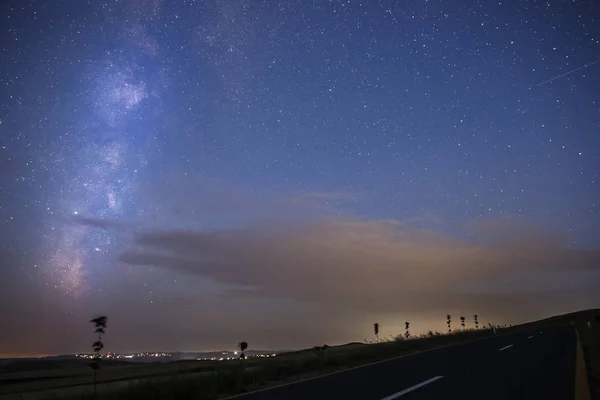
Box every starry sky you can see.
[1,0,599,357]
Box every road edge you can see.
[575,329,591,400]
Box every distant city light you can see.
[74,351,277,362]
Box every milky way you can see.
[39,12,165,296]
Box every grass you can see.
[8,308,598,400]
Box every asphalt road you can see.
[225,326,577,400]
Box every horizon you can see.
[4,306,597,360]
[4,307,591,359]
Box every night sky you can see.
[1,0,599,357]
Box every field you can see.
[1,308,598,400]
[0,359,221,397]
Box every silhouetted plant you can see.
[404,321,410,339]
[313,345,328,357]
[427,330,434,337]
[90,316,107,399]
[460,316,465,329]
[238,341,248,360]
[374,323,379,342]
[474,314,479,329]
[446,315,452,333]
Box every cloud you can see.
[116,212,600,319]
[296,191,364,202]
[71,216,134,230]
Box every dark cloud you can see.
[296,191,364,202]
[71,216,134,230]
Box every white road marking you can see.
[380,376,444,399]
[527,336,533,339]
[498,344,514,351]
